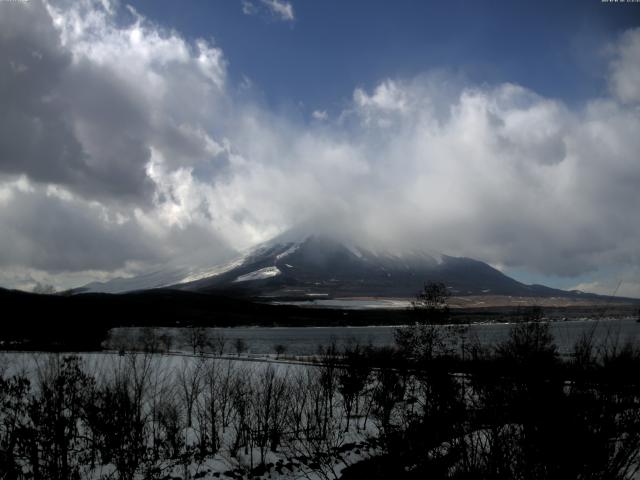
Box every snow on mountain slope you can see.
[171,234,576,299]
[275,244,300,260]
[78,253,243,294]
[233,266,282,283]
[178,254,249,284]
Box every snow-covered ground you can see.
[0,351,380,480]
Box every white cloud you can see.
[609,28,640,104]
[312,109,328,121]
[242,0,294,22]
[354,80,408,112]
[352,79,412,127]
[261,0,294,21]
[572,280,640,300]
[242,0,257,16]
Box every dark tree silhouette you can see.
[234,338,248,356]
[411,281,451,323]
[274,344,287,358]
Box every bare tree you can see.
[287,369,311,438]
[234,338,248,357]
[496,308,557,365]
[210,331,227,355]
[229,368,252,460]
[394,323,452,362]
[30,355,96,480]
[183,327,209,355]
[176,358,204,431]
[156,396,184,459]
[411,281,451,323]
[88,364,149,480]
[197,359,224,455]
[195,359,240,458]
[274,344,287,359]
[285,367,349,480]
[0,375,31,479]
[338,344,371,431]
[252,365,291,466]
[139,327,172,353]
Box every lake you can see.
[160,317,640,356]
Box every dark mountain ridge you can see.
[176,235,594,299]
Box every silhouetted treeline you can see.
[344,317,640,479]
[2,287,638,350]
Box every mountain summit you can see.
[170,234,571,298]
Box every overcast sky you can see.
[1,0,639,297]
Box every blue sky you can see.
[130,0,639,111]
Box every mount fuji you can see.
[79,231,585,300]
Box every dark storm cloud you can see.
[0,2,88,189]
[0,0,229,204]
[0,183,157,272]
[0,1,156,202]
[0,178,234,283]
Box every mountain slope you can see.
[78,233,617,301]
[173,235,575,299]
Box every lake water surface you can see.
[202,317,640,356]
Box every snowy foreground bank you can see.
[0,352,379,480]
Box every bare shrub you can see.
[29,355,95,480]
[183,327,209,355]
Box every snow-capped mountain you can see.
[79,231,580,298]
[164,234,571,298]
